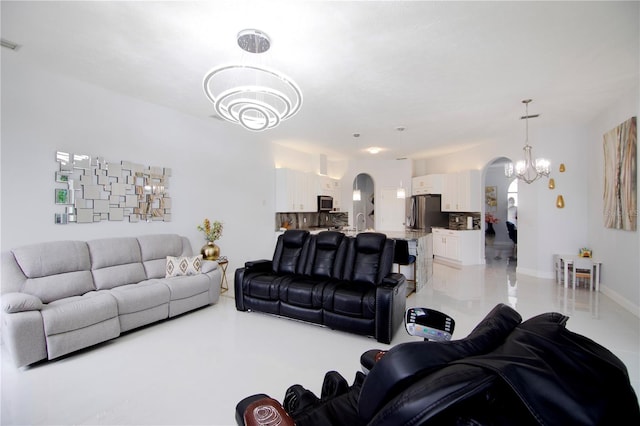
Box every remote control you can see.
[405,307,455,341]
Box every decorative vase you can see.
[201,241,220,260]
[485,222,496,236]
[485,222,496,246]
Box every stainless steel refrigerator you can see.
[407,194,449,230]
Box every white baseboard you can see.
[600,285,640,318]
[516,267,640,318]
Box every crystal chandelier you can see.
[505,99,550,184]
[203,30,302,132]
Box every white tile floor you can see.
[2,253,639,425]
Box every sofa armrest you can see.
[201,259,218,274]
[374,274,407,344]
[236,394,294,426]
[244,259,272,272]
[2,309,47,367]
[2,292,43,313]
[382,272,405,287]
[234,260,273,312]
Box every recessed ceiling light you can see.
[366,147,382,154]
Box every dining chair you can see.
[572,257,594,291]
[553,254,563,284]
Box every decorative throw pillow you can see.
[166,255,203,278]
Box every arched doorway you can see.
[353,173,374,231]
[483,157,517,263]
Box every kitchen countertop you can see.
[432,227,481,232]
[376,229,431,239]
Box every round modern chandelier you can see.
[505,99,550,184]
[203,29,303,132]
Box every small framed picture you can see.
[55,188,70,205]
[55,172,70,182]
[54,213,68,224]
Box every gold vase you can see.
[201,241,220,260]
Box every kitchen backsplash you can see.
[275,212,348,231]
[448,212,481,230]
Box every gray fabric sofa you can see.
[1,234,222,367]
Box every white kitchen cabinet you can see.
[432,228,482,266]
[412,174,443,195]
[441,174,458,211]
[432,229,458,259]
[441,170,481,212]
[317,175,341,209]
[275,168,316,212]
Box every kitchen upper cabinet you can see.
[432,228,482,266]
[412,174,443,195]
[275,168,316,212]
[442,170,481,212]
[317,175,341,209]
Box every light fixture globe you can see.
[203,30,302,132]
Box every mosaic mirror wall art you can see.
[54,151,171,224]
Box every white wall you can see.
[586,93,639,315]
[1,54,278,278]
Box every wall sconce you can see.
[559,163,566,172]
[548,178,555,189]
[556,195,565,208]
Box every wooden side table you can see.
[217,256,229,293]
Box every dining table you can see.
[557,254,601,291]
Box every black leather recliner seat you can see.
[236,303,640,425]
[234,230,406,344]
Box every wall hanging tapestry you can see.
[603,116,637,231]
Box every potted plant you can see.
[197,218,223,260]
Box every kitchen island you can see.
[375,229,433,295]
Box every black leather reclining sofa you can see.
[234,230,406,344]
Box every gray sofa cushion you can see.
[110,281,170,315]
[41,291,118,336]
[12,241,91,278]
[88,237,146,290]
[2,293,43,313]
[11,241,95,303]
[138,234,190,279]
[161,274,211,301]
[91,264,147,291]
[22,271,96,304]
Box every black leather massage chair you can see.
[236,303,640,425]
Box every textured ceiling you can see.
[2,1,638,160]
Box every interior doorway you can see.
[483,157,517,264]
[353,173,374,231]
